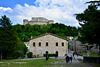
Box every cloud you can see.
[0,0,89,26]
[89,0,100,1]
[0,7,12,11]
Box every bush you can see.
[43,54,56,57]
[27,52,33,58]
[68,43,71,49]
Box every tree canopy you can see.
[13,23,78,42]
[0,15,27,59]
[76,5,100,53]
[86,0,100,6]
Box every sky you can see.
[0,0,93,27]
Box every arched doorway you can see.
[55,51,58,57]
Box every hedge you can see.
[43,54,56,57]
[27,52,33,58]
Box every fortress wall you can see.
[29,21,48,25]
[23,17,54,25]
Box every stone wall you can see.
[29,34,68,57]
[83,57,100,64]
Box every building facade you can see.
[29,33,68,57]
[23,17,54,25]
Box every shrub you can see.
[27,52,33,58]
[68,43,71,49]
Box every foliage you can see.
[23,44,28,55]
[86,1,100,6]
[27,52,33,58]
[68,43,71,49]
[43,54,56,57]
[75,5,100,53]
[13,23,78,42]
[0,15,26,59]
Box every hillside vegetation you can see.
[13,23,78,42]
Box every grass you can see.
[79,52,100,57]
[0,58,65,67]
[84,62,100,67]
[0,58,100,67]
[89,53,100,57]
[78,52,86,56]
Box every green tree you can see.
[68,43,71,49]
[23,44,28,55]
[86,0,100,6]
[13,23,78,42]
[0,15,26,59]
[76,5,100,54]
[0,15,17,59]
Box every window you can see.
[46,42,48,46]
[39,42,41,46]
[62,42,64,46]
[33,42,35,47]
[56,42,58,46]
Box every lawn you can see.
[0,58,100,67]
[78,52,86,56]
[89,53,100,57]
[0,58,65,67]
[79,52,100,57]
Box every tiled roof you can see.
[24,42,29,44]
[29,33,68,41]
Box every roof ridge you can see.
[29,33,67,41]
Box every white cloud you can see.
[0,0,89,26]
[0,7,12,11]
[89,0,100,1]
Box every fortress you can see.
[23,17,54,25]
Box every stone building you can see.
[69,37,99,54]
[23,17,54,25]
[29,33,68,57]
[69,37,87,53]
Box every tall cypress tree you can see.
[0,15,24,59]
